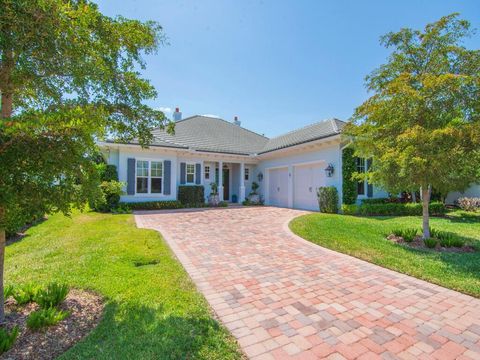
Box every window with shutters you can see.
[356,158,366,195]
[186,163,195,184]
[136,160,163,194]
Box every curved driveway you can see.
[135,206,480,360]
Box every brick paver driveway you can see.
[135,206,480,360]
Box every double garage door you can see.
[268,162,326,211]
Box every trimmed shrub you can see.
[437,232,465,248]
[424,238,438,249]
[178,185,205,207]
[122,200,183,211]
[342,147,357,204]
[355,202,446,216]
[96,163,119,182]
[90,180,124,212]
[0,326,19,355]
[317,187,339,213]
[35,283,69,309]
[5,203,45,238]
[26,308,70,330]
[341,204,358,215]
[457,197,480,212]
[12,283,41,305]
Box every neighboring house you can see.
[98,109,478,210]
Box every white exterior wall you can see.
[117,147,178,203]
[446,184,480,204]
[255,143,343,209]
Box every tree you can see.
[0,0,172,322]
[345,13,480,239]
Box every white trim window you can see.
[136,160,163,194]
[244,167,250,181]
[356,158,366,195]
[204,165,210,180]
[186,163,196,184]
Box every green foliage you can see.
[34,283,69,309]
[317,186,339,213]
[342,147,357,204]
[391,228,418,242]
[355,202,446,216]
[251,182,259,195]
[361,197,399,204]
[0,326,19,354]
[210,182,218,196]
[178,186,205,207]
[90,181,124,213]
[96,163,119,182]
[12,283,40,305]
[26,307,70,330]
[242,199,264,206]
[4,203,45,238]
[341,204,358,215]
[344,14,480,236]
[424,238,438,249]
[438,233,465,248]
[3,284,13,300]
[121,200,183,211]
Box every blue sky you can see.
[96,0,480,137]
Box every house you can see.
[98,109,478,210]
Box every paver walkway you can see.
[135,206,480,360]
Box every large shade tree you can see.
[0,0,172,321]
[345,13,480,238]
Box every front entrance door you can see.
[223,168,230,201]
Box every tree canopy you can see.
[344,13,480,237]
[0,0,171,321]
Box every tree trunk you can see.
[422,186,431,239]
[0,207,5,323]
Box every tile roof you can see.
[109,116,345,155]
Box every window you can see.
[204,165,210,180]
[136,160,163,194]
[244,168,250,181]
[136,160,149,194]
[150,161,163,193]
[186,164,195,184]
[356,158,365,195]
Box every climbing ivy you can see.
[342,147,357,204]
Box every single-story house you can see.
[98,109,479,210]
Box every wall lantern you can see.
[257,172,264,182]
[324,163,334,177]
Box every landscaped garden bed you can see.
[386,230,476,253]
[2,287,103,360]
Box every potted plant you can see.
[208,182,220,206]
[248,182,260,204]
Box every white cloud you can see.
[201,114,221,118]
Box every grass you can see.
[5,211,242,359]
[290,210,480,298]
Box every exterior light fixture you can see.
[257,172,264,182]
[325,163,334,177]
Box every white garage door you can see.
[293,162,326,210]
[268,167,288,207]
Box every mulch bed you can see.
[387,234,476,253]
[1,289,104,360]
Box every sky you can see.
[96,0,480,138]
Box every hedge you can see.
[317,186,339,213]
[120,200,184,211]
[342,202,446,216]
[178,185,205,207]
[342,147,357,205]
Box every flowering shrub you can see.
[457,197,480,212]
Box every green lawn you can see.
[290,211,480,298]
[5,211,242,359]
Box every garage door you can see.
[293,162,325,210]
[268,167,288,207]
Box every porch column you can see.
[218,160,224,201]
[239,162,246,203]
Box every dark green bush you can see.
[356,202,446,216]
[122,200,184,211]
[0,326,19,354]
[12,283,41,305]
[5,203,45,238]
[96,163,119,182]
[90,180,124,212]
[317,186,339,213]
[178,185,205,207]
[35,283,69,309]
[341,204,358,215]
[361,198,396,204]
[26,308,70,330]
[437,232,465,248]
[342,147,357,205]
[391,228,417,242]
[424,238,438,249]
